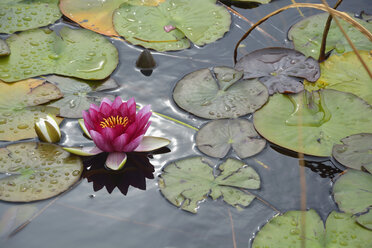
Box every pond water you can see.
[0,0,371,247]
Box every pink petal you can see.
[112,96,123,109]
[101,127,117,142]
[164,25,176,33]
[127,98,136,119]
[90,130,114,152]
[137,112,151,132]
[63,146,103,156]
[99,102,112,116]
[89,103,100,112]
[134,136,170,152]
[124,122,137,139]
[137,105,151,119]
[119,102,129,118]
[105,152,127,170]
[82,111,94,131]
[113,133,129,151]
[134,121,151,138]
[100,97,112,108]
[123,134,144,152]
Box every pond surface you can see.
[0,0,371,247]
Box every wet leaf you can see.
[0,79,63,141]
[357,211,372,230]
[173,66,268,119]
[0,0,61,34]
[0,27,119,82]
[253,89,372,157]
[159,157,260,213]
[196,119,266,159]
[252,210,372,248]
[288,12,372,59]
[304,51,372,105]
[332,133,372,172]
[46,75,118,118]
[235,47,320,95]
[0,142,83,202]
[0,40,10,56]
[113,0,231,51]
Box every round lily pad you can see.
[0,27,119,82]
[173,66,268,119]
[113,0,231,51]
[196,118,266,159]
[253,89,372,157]
[0,142,83,202]
[0,0,61,34]
[235,47,320,95]
[159,157,260,213]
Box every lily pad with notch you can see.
[234,47,320,95]
[173,66,268,119]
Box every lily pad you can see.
[288,12,372,59]
[332,133,372,172]
[0,40,10,56]
[253,89,372,157]
[0,142,83,202]
[357,211,372,230]
[173,66,268,119]
[46,75,118,118]
[0,79,63,141]
[113,0,231,51]
[0,0,61,34]
[0,27,119,82]
[159,157,260,213]
[252,210,372,248]
[196,119,266,159]
[235,47,320,95]
[304,51,372,105]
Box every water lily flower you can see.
[34,114,61,143]
[64,96,170,170]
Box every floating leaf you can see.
[0,79,62,141]
[252,210,372,247]
[0,27,119,82]
[196,119,266,159]
[46,75,118,118]
[0,40,10,56]
[357,211,372,230]
[159,157,260,213]
[113,0,231,51]
[304,51,372,105]
[288,12,372,59]
[0,0,61,34]
[0,142,83,202]
[332,133,372,172]
[253,89,372,157]
[235,47,320,95]
[173,66,268,119]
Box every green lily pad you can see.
[304,51,372,105]
[332,133,372,172]
[0,0,61,34]
[288,12,372,59]
[173,66,268,119]
[113,0,231,51]
[253,89,372,157]
[252,210,372,248]
[158,157,260,213]
[0,40,10,56]
[0,27,119,82]
[357,211,372,230]
[196,119,266,159]
[0,79,63,141]
[46,75,118,118]
[0,142,83,202]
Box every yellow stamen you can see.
[100,116,129,129]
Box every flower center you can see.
[100,116,129,129]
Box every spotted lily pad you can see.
[252,210,372,248]
[0,0,61,34]
[253,89,372,157]
[46,75,118,118]
[0,142,83,202]
[196,119,266,159]
[288,12,372,59]
[113,0,231,51]
[173,67,268,119]
[304,51,372,105]
[0,27,119,82]
[0,79,62,141]
[159,157,260,213]
[235,48,320,95]
[0,40,10,56]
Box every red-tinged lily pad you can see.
[173,66,268,119]
[0,40,9,56]
[253,89,372,157]
[196,118,266,159]
[0,142,83,202]
[159,157,260,213]
[235,47,320,95]
[0,0,61,34]
[0,79,63,141]
[113,0,231,51]
[0,27,118,82]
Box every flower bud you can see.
[34,114,61,143]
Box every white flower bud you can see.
[34,114,61,143]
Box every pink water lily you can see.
[64,97,170,170]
